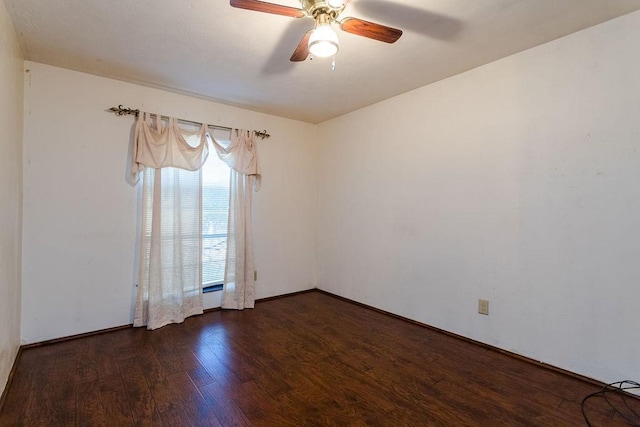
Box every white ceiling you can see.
[5,0,640,123]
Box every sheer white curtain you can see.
[132,113,209,330]
[210,130,261,310]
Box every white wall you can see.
[317,11,640,384]
[21,62,317,343]
[0,1,23,395]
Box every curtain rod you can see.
[107,105,271,139]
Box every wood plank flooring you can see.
[1,290,636,426]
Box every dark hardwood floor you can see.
[1,290,636,426]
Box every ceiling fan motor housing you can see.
[301,0,345,20]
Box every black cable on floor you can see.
[581,380,640,426]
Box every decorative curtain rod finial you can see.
[254,130,270,139]
[108,105,140,116]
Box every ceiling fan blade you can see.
[230,0,305,18]
[290,30,312,62]
[339,17,402,43]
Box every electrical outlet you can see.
[478,299,489,315]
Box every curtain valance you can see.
[131,112,209,184]
[210,129,262,191]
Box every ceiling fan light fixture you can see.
[308,24,339,58]
[327,0,344,8]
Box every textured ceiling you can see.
[5,0,640,123]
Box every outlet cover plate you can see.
[478,299,489,315]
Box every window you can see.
[201,130,231,292]
[140,126,231,295]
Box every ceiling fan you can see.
[230,0,402,61]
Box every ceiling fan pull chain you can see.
[332,56,336,71]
